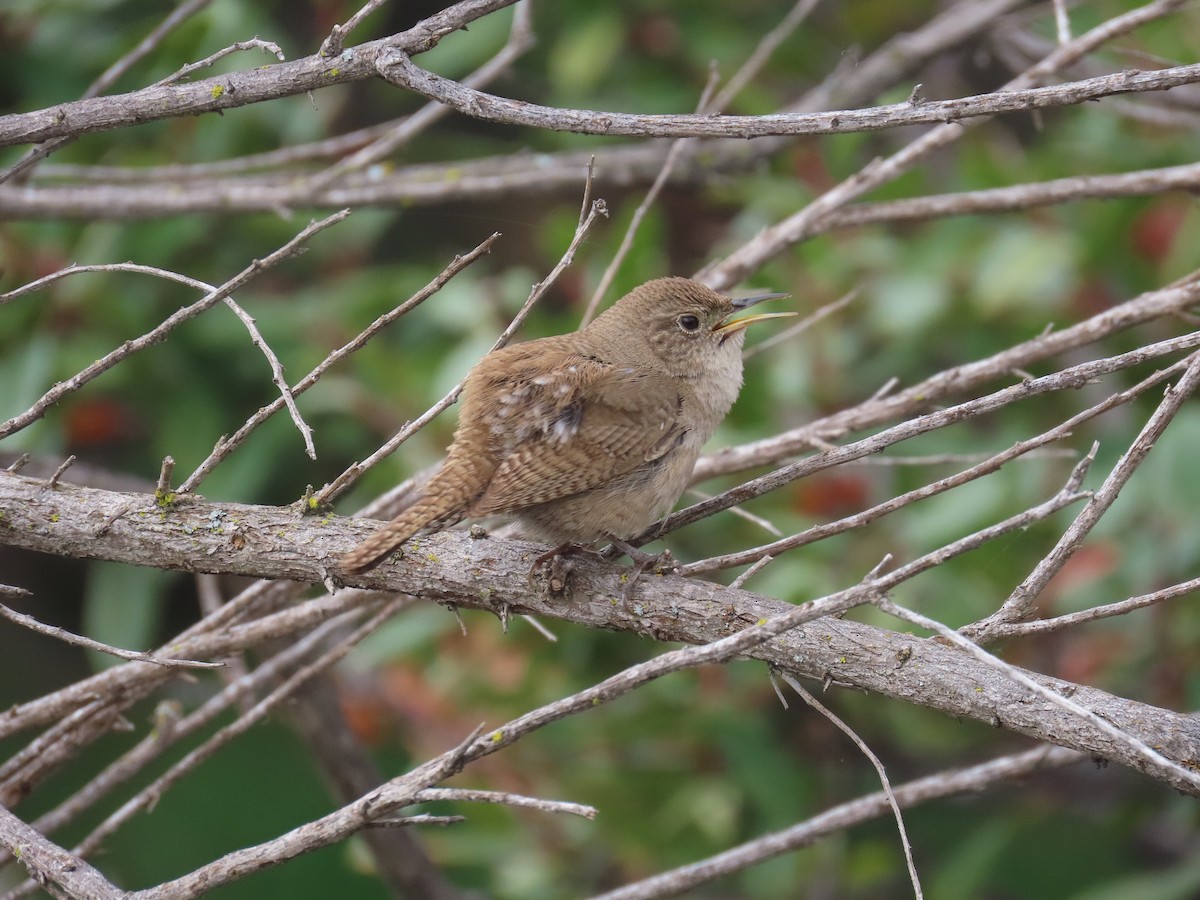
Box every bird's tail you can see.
[339,457,483,574]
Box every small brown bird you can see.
[340,277,791,573]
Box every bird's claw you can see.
[607,539,677,602]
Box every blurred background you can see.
[2,1,1200,896]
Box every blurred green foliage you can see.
[2,1,1200,897]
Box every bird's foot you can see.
[607,538,678,603]
[528,542,601,595]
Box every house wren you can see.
[340,277,791,573]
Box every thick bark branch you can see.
[0,804,122,900]
[2,471,1198,794]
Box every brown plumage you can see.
[339,277,790,573]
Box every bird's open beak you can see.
[713,291,795,334]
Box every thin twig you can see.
[683,358,1185,575]
[180,231,499,493]
[520,615,558,643]
[982,576,1200,640]
[0,211,349,445]
[780,673,922,899]
[875,597,1200,792]
[729,554,774,589]
[69,599,403,862]
[321,0,390,57]
[582,68,720,325]
[0,604,223,670]
[685,487,782,537]
[309,1,533,193]
[4,453,30,473]
[967,350,1200,639]
[593,745,1080,900]
[45,456,75,489]
[155,456,175,496]
[411,787,597,819]
[742,285,860,361]
[1052,0,1072,45]
[0,0,216,185]
[154,38,286,87]
[667,329,1200,550]
[710,0,821,111]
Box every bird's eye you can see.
[677,314,701,332]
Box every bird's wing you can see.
[468,355,686,515]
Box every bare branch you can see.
[683,358,1184,575]
[985,576,1200,640]
[593,745,1080,900]
[664,328,1200,545]
[0,211,350,443]
[967,350,1200,639]
[0,0,216,185]
[0,0,524,148]
[817,161,1200,231]
[321,0,390,58]
[0,602,222,670]
[0,805,121,900]
[780,674,922,899]
[154,37,286,88]
[693,276,1200,482]
[1052,0,1072,45]
[7,466,1188,795]
[177,231,499,493]
[700,0,1187,291]
[875,597,1200,792]
[306,2,533,194]
[376,53,1200,140]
